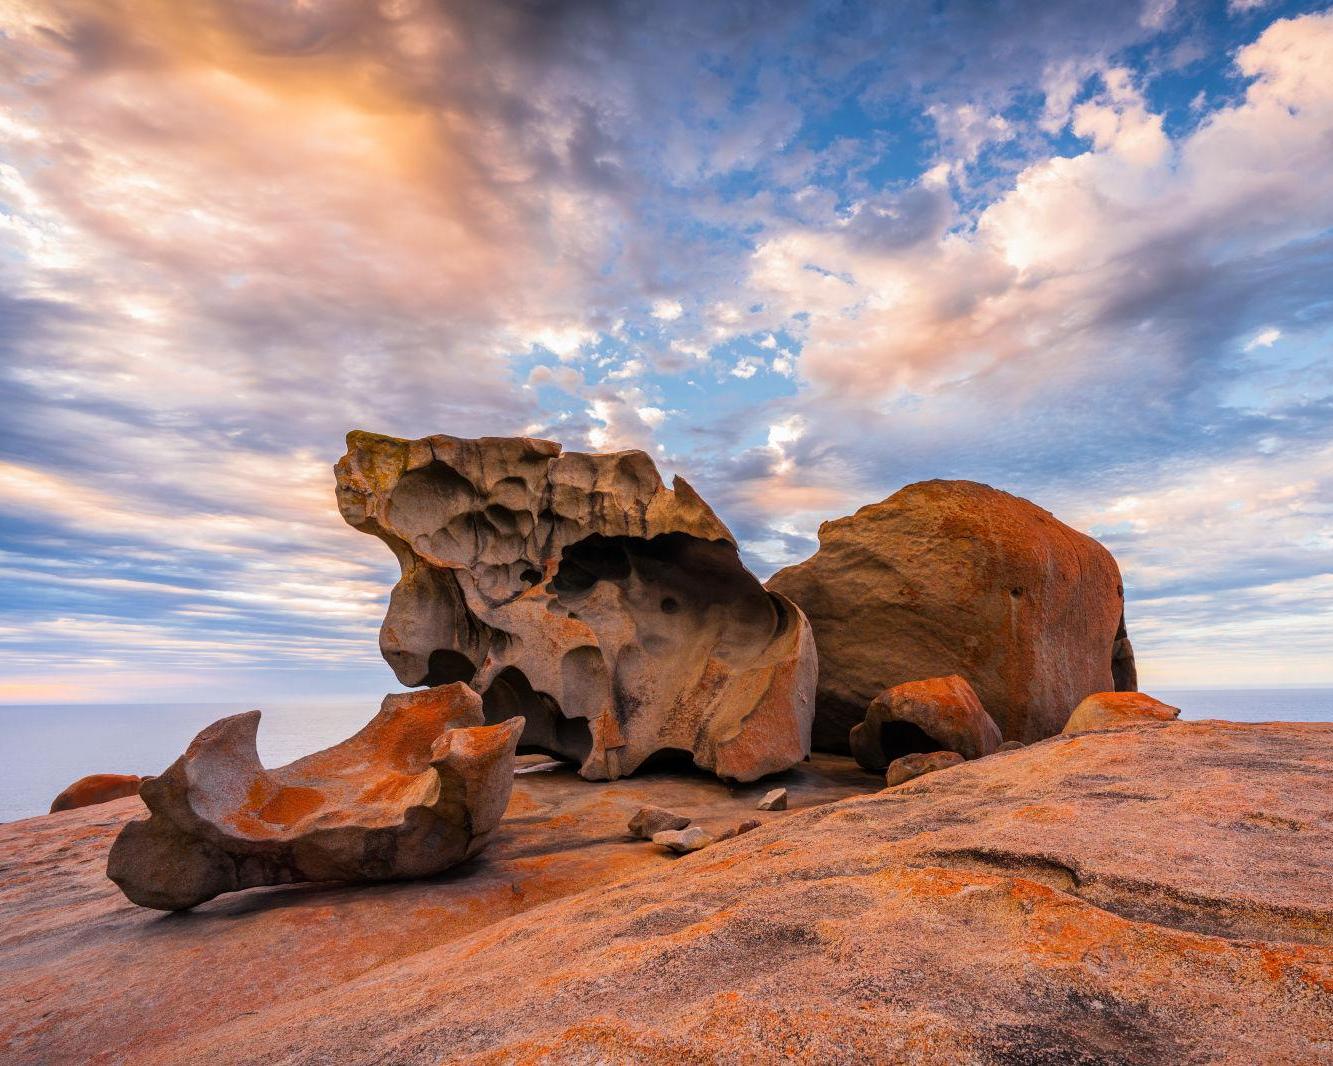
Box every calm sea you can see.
[1,688,1330,823]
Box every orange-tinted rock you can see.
[0,754,870,1063]
[627,805,689,838]
[1063,690,1181,733]
[49,773,144,813]
[851,675,1001,770]
[107,684,522,910]
[336,431,815,782]
[768,479,1134,749]
[1,720,1318,1063]
[884,748,965,786]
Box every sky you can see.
[1,0,1331,704]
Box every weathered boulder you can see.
[850,675,1001,771]
[335,431,816,782]
[50,773,144,813]
[1064,691,1180,733]
[884,749,965,786]
[768,479,1134,749]
[628,805,690,839]
[757,787,787,811]
[995,739,1026,752]
[106,684,522,910]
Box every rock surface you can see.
[885,748,966,787]
[851,675,1001,770]
[335,431,816,782]
[0,754,869,1063]
[757,787,787,811]
[49,773,144,813]
[652,826,714,853]
[107,684,522,910]
[628,805,690,839]
[3,723,1329,1063]
[1064,690,1181,733]
[768,479,1135,750]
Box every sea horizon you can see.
[4,685,1330,824]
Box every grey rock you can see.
[651,827,714,853]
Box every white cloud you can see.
[606,358,646,380]
[1244,327,1282,351]
[651,298,684,321]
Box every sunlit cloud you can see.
[3,1,1332,699]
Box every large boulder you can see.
[768,479,1133,749]
[850,675,1001,771]
[335,431,816,782]
[107,684,522,910]
[50,773,144,813]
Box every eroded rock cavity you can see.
[107,684,522,910]
[335,431,816,781]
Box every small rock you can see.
[1062,692,1180,734]
[996,740,1025,752]
[628,806,691,839]
[885,750,964,788]
[652,827,713,853]
[715,819,762,842]
[50,774,144,814]
[757,788,787,811]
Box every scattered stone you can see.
[651,827,713,853]
[767,480,1134,749]
[335,431,816,782]
[715,819,762,842]
[1063,691,1180,734]
[628,806,690,839]
[106,683,523,911]
[757,788,787,811]
[850,675,1001,772]
[49,773,144,813]
[995,740,1026,752]
[884,750,964,787]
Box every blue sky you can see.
[2,0,1332,703]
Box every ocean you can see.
[1,688,1330,823]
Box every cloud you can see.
[4,1,1332,697]
[1244,327,1283,351]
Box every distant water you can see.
[1,688,1330,823]
[0,699,380,824]
[1156,687,1333,724]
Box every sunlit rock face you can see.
[335,431,816,782]
[107,684,522,911]
[768,479,1136,750]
